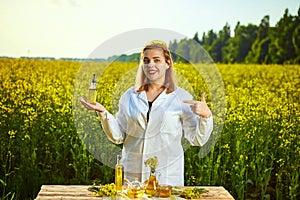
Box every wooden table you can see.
[35,185,235,199]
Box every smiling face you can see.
[135,40,176,94]
[142,48,169,86]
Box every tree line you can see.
[170,7,300,64]
[112,7,299,64]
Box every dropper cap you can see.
[117,154,122,164]
[89,74,96,90]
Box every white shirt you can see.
[99,86,213,186]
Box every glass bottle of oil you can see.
[88,74,97,105]
[115,154,124,191]
[145,167,158,196]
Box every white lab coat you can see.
[99,86,213,186]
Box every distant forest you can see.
[111,7,300,64]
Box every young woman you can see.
[79,40,213,186]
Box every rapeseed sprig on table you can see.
[180,187,208,199]
[88,183,117,197]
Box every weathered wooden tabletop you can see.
[35,185,235,199]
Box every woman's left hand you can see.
[183,92,212,118]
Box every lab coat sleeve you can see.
[97,97,127,145]
[96,111,123,144]
[182,102,213,146]
[194,115,213,146]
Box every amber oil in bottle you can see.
[145,168,158,196]
[115,155,124,191]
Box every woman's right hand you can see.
[79,97,106,112]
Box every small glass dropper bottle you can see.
[115,154,124,191]
[88,74,97,105]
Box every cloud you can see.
[68,0,80,7]
[51,0,80,7]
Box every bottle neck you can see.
[150,168,156,175]
[117,155,122,165]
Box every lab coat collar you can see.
[137,88,168,103]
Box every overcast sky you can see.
[0,0,299,59]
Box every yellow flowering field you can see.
[0,58,299,199]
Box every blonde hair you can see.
[135,40,176,94]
